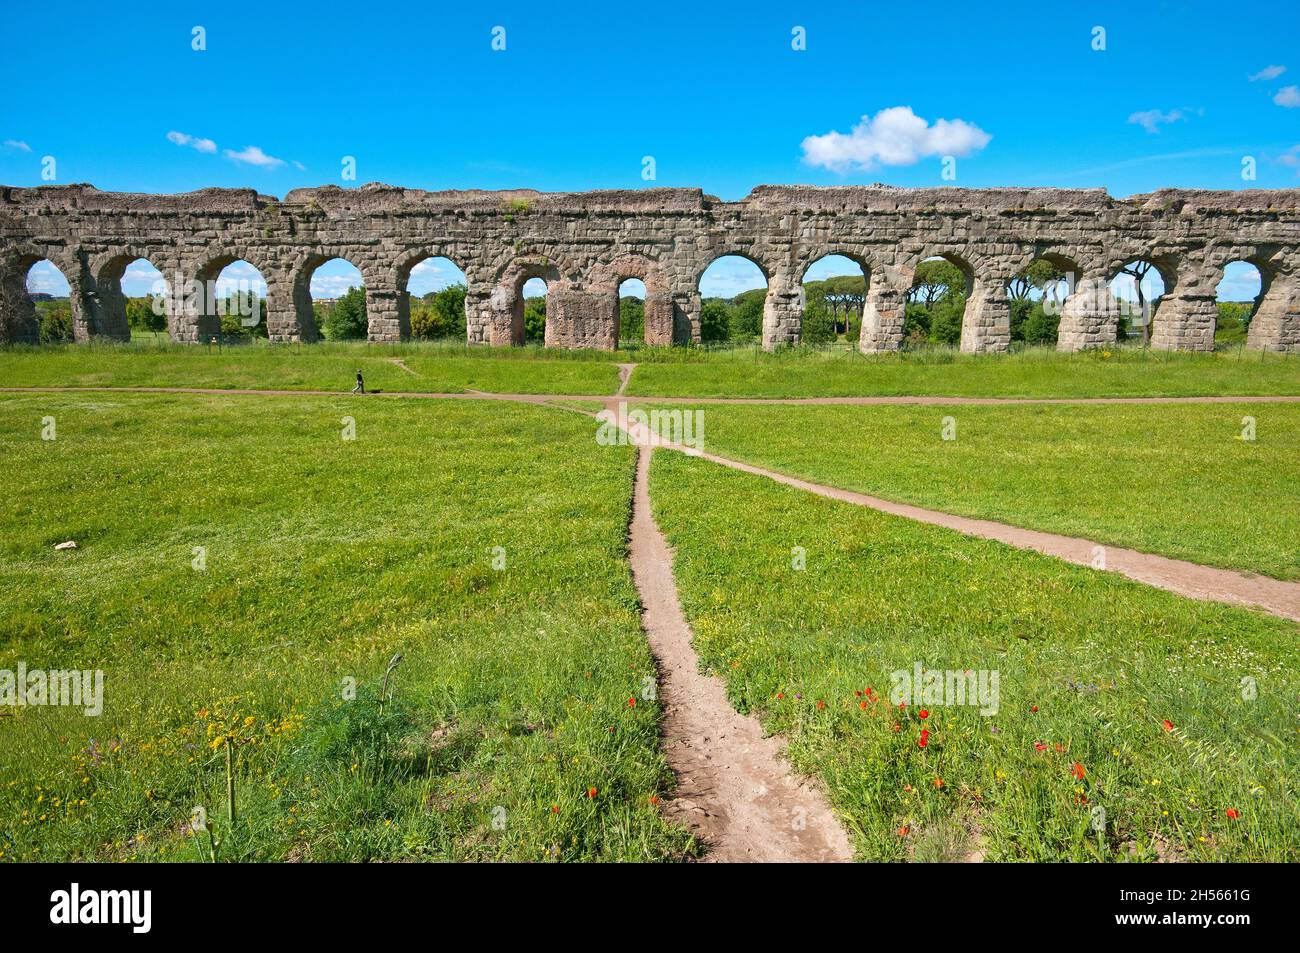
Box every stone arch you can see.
[1201,245,1292,351]
[392,248,471,342]
[588,254,672,346]
[291,251,370,342]
[798,250,873,345]
[1106,254,1176,346]
[903,250,980,350]
[91,250,174,342]
[1,248,84,343]
[1005,250,1083,348]
[191,253,274,341]
[489,256,563,346]
[1244,251,1300,352]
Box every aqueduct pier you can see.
[2,182,1298,352]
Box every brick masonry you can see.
[2,182,1298,352]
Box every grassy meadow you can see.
[633,401,1300,580]
[0,392,693,862]
[625,345,1300,399]
[648,449,1300,862]
[3,340,1299,401]
[0,341,622,396]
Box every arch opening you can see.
[1214,260,1265,349]
[403,256,468,342]
[24,259,73,343]
[1109,260,1167,345]
[521,276,549,345]
[698,255,768,345]
[1006,256,1074,348]
[905,255,972,348]
[801,255,866,345]
[617,278,647,346]
[194,258,269,342]
[302,258,365,341]
[95,256,169,342]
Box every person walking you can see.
[351,369,365,394]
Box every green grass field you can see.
[0,393,693,862]
[3,340,1298,400]
[0,341,621,396]
[636,401,1300,580]
[625,346,1300,398]
[2,344,1297,864]
[648,449,1300,861]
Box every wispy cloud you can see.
[1280,145,1300,172]
[4,139,32,152]
[1249,65,1286,82]
[1127,109,1186,134]
[1274,86,1300,108]
[166,130,217,153]
[223,145,285,169]
[1027,147,1244,184]
[801,106,991,172]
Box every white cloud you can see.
[1249,65,1286,81]
[1274,86,1300,108]
[167,130,217,153]
[310,273,363,299]
[801,106,991,172]
[223,145,285,169]
[1279,144,1300,169]
[292,160,306,171]
[1128,109,1186,133]
[25,260,69,296]
[4,139,32,152]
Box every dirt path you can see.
[670,444,1300,623]
[388,358,419,376]
[4,385,1298,407]
[628,447,854,862]
[616,363,636,396]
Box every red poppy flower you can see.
[897,825,910,837]
[1034,742,1047,752]
[919,709,930,719]
[587,787,597,798]
[860,700,868,710]
[1163,719,1174,732]
[551,805,559,813]
[1054,743,1066,753]
[1225,808,1240,820]
[933,778,944,789]
[918,730,930,748]
[854,690,862,697]
[1071,762,1085,780]
[1031,705,1039,713]
[816,700,826,710]
[649,795,659,806]
[776,692,785,700]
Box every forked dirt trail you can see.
[615,363,636,396]
[628,447,854,863]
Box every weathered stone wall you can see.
[2,182,1298,352]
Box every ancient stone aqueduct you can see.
[1,182,1298,352]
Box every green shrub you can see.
[321,286,368,340]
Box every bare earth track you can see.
[628,447,854,862]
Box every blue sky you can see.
[8,0,1295,300]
